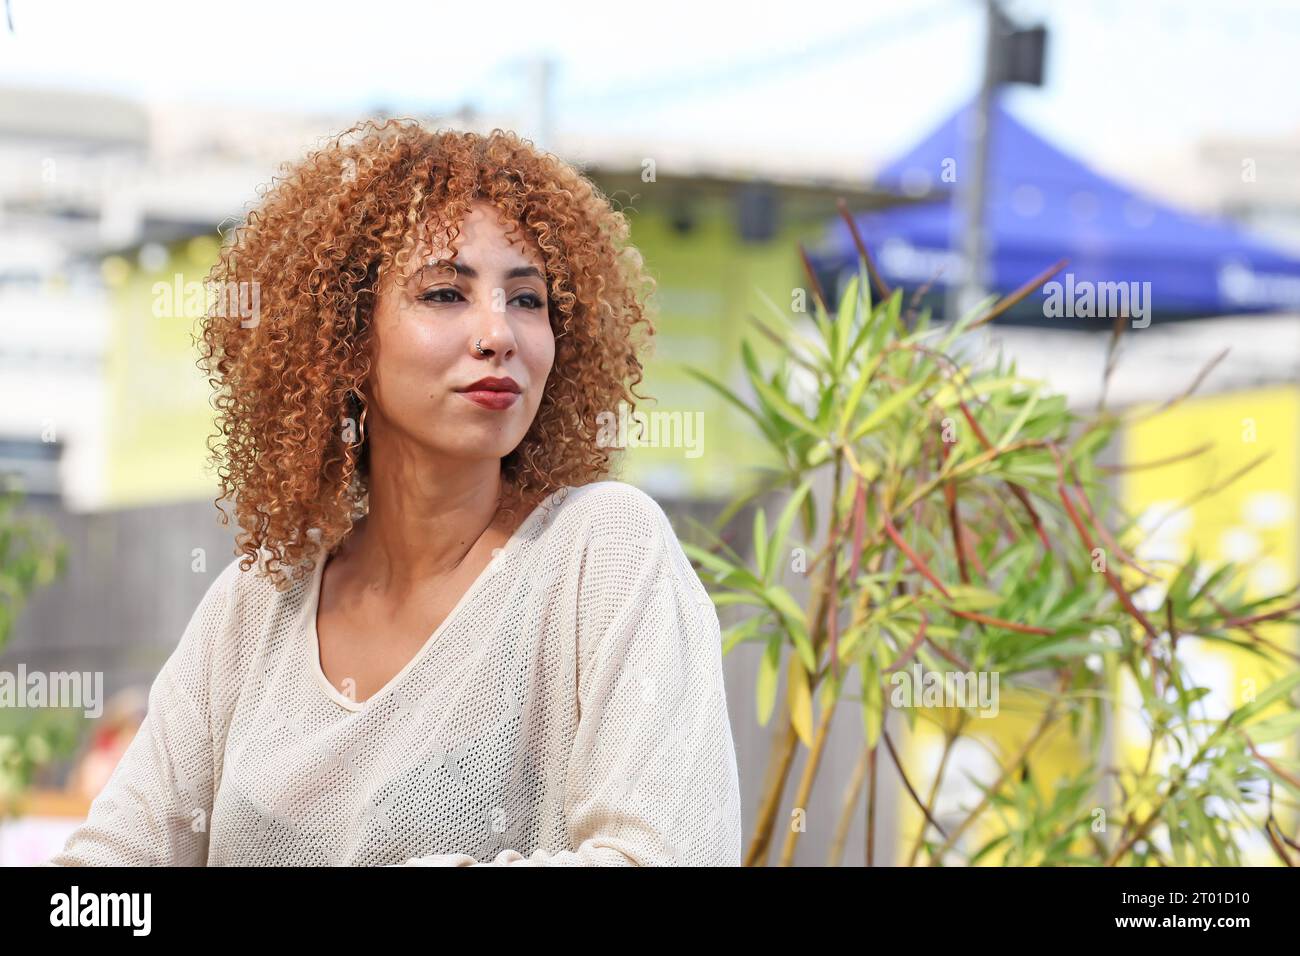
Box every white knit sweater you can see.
[47,480,743,866]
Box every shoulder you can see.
[568,483,722,684]
[558,479,675,546]
[174,550,313,694]
[546,480,685,576]
[562,481,710,605]
[189,547,314,643]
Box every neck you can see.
[346,433,514,592]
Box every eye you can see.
[417,287,463,304]
[415,287,545,309]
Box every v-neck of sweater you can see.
[303,487,570,712]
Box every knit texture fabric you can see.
[47,480,742,866]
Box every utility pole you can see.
[527,56,556,152]
[950,1,1046,323]
[951,0,1002,323]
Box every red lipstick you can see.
[456,376,521,410]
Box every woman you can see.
[48,120,742,866]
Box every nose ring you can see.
[475,339,486,355]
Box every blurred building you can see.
[1,85,906,510]
[1132,126,1300,256]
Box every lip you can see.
[455,375,521,411]
[458,389,520,410]
[457,376,521,394]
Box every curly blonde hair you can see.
[199,118,656,589]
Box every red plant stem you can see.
[1050,447,1164,697]
[1247,739,1300,792]
[882,725,950,842]
[1006,483,1051,553]
[828,477,871,684]
[948,609,1054,634]
[848,476,867,585]
[836,198,892,302]
[961,524,988,577]
[1264,822,1297,867]
[827,543,840,682]
[1221,604,1300,629]
[1049,443,1161,645]
[797,242,831,315]
[955,396,993,445]
[927,637,973,671]
[968,257,1070,330]
[808,474,872,580]
[1206,594,1300,664]
[1061,481,1158,642]
[941,441,971,585]
[880,489,952,600]
[1166,597,1179,659]
[945,486,970,584]
[955,398,1052,554]
[884,611,928,673]
[1066,459,1156,579]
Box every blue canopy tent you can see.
[807,93,1300,326]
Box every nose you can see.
[468,287,518,358]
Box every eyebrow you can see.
[418,259,544,282]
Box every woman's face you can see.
[362,201,555,473]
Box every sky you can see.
[2,0,1299,181]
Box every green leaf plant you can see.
[0,480,71,810]
[680,200,1300,867]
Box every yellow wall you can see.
[1122,384,1300,865]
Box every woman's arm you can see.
[44,559,241,866]
[392,492,743,866]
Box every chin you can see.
[430,432,525,461]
